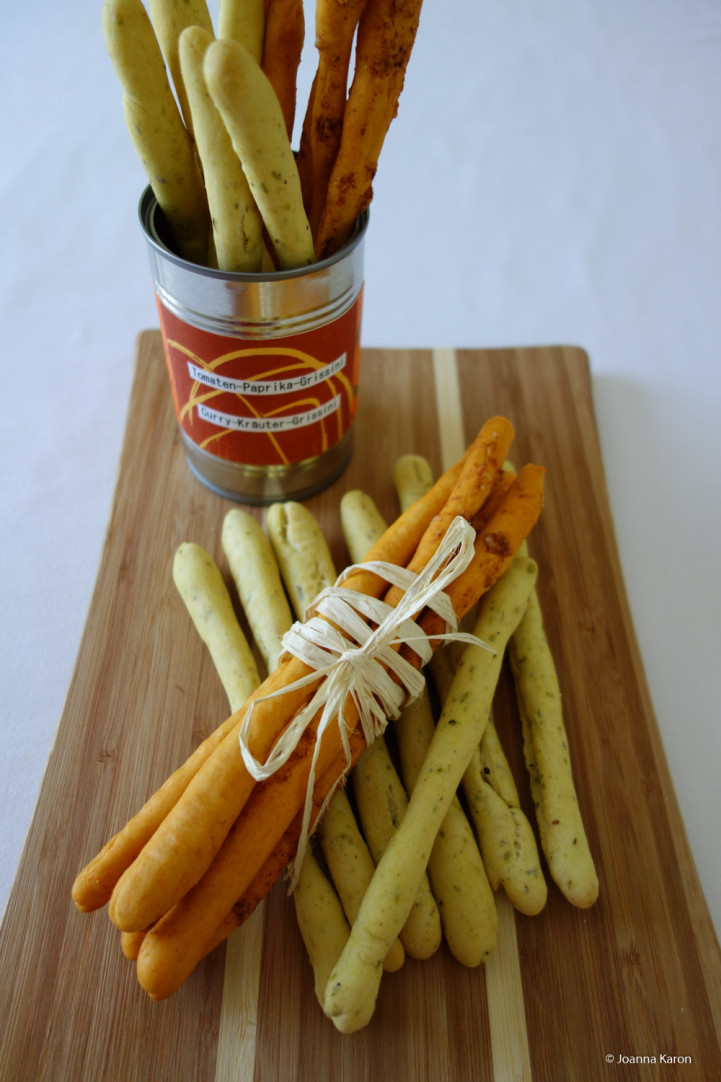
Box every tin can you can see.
[139,186,368,504]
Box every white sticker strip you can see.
[198,395,341,433]
[188,354,346,396]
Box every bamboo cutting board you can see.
[1,334,719,1082]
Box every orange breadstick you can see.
[308,0,370,236]
[314,0,424,258]
[261,0,305,139]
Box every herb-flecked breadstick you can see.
[394,689,498,966]
[266,501,337,618]
[462,739,547,915]
[317,790,404,973]
[173,542,260,712]
[430,637,547,915]
[148,0,214,137]
[204,38,315,269]
[179,27,264,273]
[294,848,351,1008]
[218,0,265,62]
[102,0,210,264]
[339,487,441,960]
[393,453,434,512]
[352,739,442,960]
[221,509,294,674]
[323,557,538,1033]
[508,581,598,908]
[340,490,388,564]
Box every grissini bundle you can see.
[74,420,545,1005]
[72,454,465,913]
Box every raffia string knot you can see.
[238,515,491,887]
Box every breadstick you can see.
[148,0,214,136]
[352,739,442,960]
[429,624,547,915]
[317,790,404,973]
[340,490,387,563]
[294,848,351,1008]
[266,501,337,618]
[218,0,265,62]
[107,441,530,934]
[179,27,264,273]
[462,740,547,915]
[221,509,294,674]
[308,0,369,235]
[101,0,210,264]
[314,0,423,258]
[204,38,314,269]
[172,541,261,712]
[509,577,599,908]
[323,557,538,1033]
[394,453,434,512]
[394,688,498,966]
[261,0,305,139]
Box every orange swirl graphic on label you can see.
[155,289,363,468]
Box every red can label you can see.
[156,289,363,467]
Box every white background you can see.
[1,1,720,940]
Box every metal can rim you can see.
[138,185,370,284]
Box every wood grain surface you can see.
[1,333,719,1082]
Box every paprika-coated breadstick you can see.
[314,0,423,258]
[261,0,305,139]
[308,0,369,235]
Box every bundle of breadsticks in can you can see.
[73,418,599,1032]
[102,0,428,500]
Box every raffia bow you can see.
[238,515,491,886]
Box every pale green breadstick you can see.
[393,454,435,512]
[204,38,314,269]
[148,0,214,136]
[323,557,538,1033]
[172,542,260,711]
[508,574,599,909]
[221,509,294,674]
[179,27,264,272]
[102,0,210,264]
[218,0,265,62]
[293,848,351,1008]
